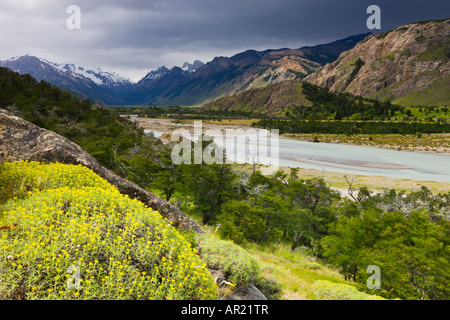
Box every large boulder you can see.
[0,108,202,233]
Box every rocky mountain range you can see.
[0,56,205,105]
[205,18,450,113]
[0,33,369,106]
[125,33,370,106]
[307,18,450,106]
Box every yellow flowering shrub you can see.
[0,161,218,300]
[0,161,116,204]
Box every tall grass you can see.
[243,242,385,300]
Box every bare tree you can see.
[291,230,304,252]
[344,175,359,204]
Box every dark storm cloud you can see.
[0,0,448,81]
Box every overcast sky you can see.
[0,0,448,82]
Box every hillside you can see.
[307,19,450,106]
[0,161,239,299]
[201,80,388,118]
[0,162,387,300]
[201,80,311,115]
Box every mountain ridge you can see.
[203,19,450,116]
[134,33,370,106]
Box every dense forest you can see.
[1,67,449,300]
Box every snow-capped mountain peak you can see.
[42,58,133,87]
[1,55,133,87]
[0,55,134,104]
[142,60,205,82]
[141,66,171,81]
[181,60,205,72]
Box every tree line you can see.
[254,119,450,134]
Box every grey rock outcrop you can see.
[0,108,202,233]
[228,284,268,300]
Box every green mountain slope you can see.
[201,80,390,118]
[201,80,312,116]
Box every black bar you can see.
[1,300,446,319]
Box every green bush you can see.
[307,262,323,270]
[311,280,384,300]
[254,276,283,300]
[196,233,260,287]
[217,200,266,243]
